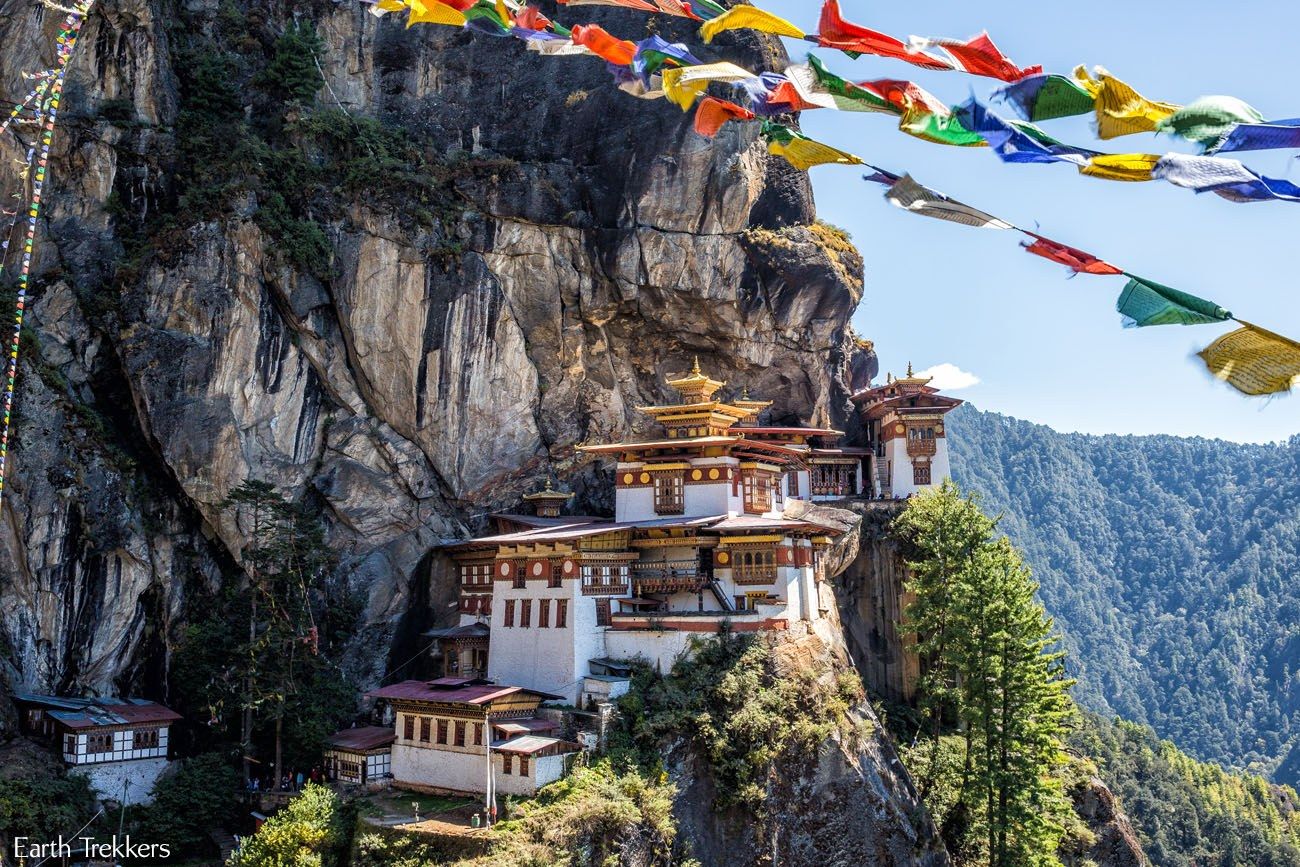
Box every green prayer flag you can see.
[901,109,987,147]
[1116,274,1232,327]
[1028,74,1094,122]
[806,54,896,113]
[1156,96,1265,148]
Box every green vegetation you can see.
[1071,712,1300,867]
[169,479,359,814]
[947,405,1300,785]
[0,757,97,846]
[612,631,866,813]
[892,482,1076,867]
[129,753,245,859]
[230,782,353,867]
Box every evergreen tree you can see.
[895,483,1075,867]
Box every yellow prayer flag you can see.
[370,0,407,14]
[661,62,755,111]
[1198,321,1300,396]
[1078,153,1160,182]
[1074,66,1180,139]
[700,5,805,44]
[405,0,466,27]
[767,138,864,172]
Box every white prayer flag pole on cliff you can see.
[0,0,96,505]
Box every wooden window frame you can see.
[88,732,113,753]
[520,598,532,628]
[502,754,514,775]
[503,599,515,627]
[436,719,448,745]
[454,721,466,747]
[538,598,550,628]
[653,473,685,515]
[420,717,431,743]
[595,598,611,627]
[913,463,932,486]
[473,723,483,746]
[404,715,415,741]
[556,598,568,629]
[519,755,530,777]
[134,728,159,749]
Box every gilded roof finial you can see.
[543,478,554,492]
[741,386,750,400]
[907,361,914,377]
[887,371,893,384]
[691,355,702,375]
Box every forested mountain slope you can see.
[947,404,1300,785]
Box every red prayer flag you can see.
[816,0,953,71]
[924,32,1042,82]
[513,5,552,30]
[694,96,755,137]
[570,24,637,66]
[863,79,948,115]
[767,80,824,114]
[1021,233,1123,275]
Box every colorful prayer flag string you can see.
[0,1,95,505]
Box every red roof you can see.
[366,680,561,705]
[326,726,395,752]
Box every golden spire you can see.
[666,357,726,404]
[907,361,914,377]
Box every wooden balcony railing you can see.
[731,564,778,585]
[632,560,705,594]
[906,438,937,457]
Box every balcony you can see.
[581,573,630,596]
[906,438,937,457]
[632,559,706,594]
[731,564,778,586]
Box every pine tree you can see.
[896,483,1076,867]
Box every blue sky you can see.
[759,0,1300,443]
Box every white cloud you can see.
[915,363,981,391]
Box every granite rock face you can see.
[0,1,869,697]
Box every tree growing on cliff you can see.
[221,480,339,789]
[894,482,1075,867]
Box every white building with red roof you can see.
[13,694,181,806]
[366,677,577,797]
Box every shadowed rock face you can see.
[0,0,870,695]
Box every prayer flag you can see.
[1074,66,1181,139]
[1154,153,1300,202]
[1156,96,1264,149]
[631,36,701,79]
[1116,274,1230,327]
[1020,232,1122,275]
[993,74,1095,122]
[1209,118,1300,154]
[784,55,896,113]
[701,5,805,43]
[660,61,755,110]
[898,107,987,147]
[883,174,1013,229]
[816,0,955,71]
[570,24,637,65]
[1078,153,1160,182]
[1198,321,1300,396]
[762,122,864,171]
[694,96,755,137]
[558,0,659,11]
[909,31,1041,82]
[405,0,467,26]
[955,98,1097,163]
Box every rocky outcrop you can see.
[1064,776,1148,867]
[0,1,869,698]
[668,584,948,867]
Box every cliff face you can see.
[0,0,869,695]
[666,586,949,867]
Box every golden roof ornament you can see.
[733,384,773,423]
[666,356,726,404]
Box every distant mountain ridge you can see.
[946,404,1300,786]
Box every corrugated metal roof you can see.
[493,719,558,736]
[366,680,561,705]
[493,734,578,755]
[42,700,181,730]
[326,726,395,752]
